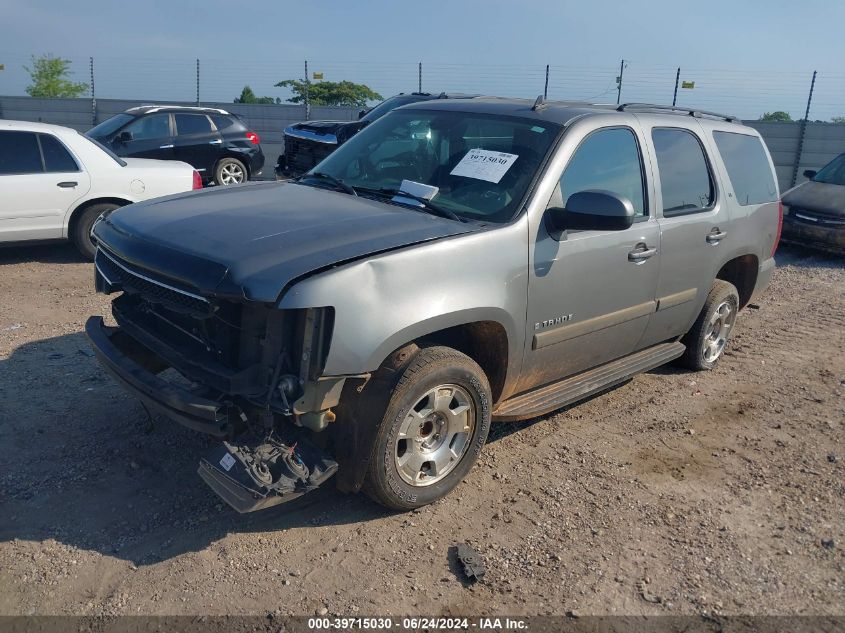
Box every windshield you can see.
[87,113,135,138]
[360,96,423,123]
[812,153,845,185]
[312,109,561,223]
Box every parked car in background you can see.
[781,153,845,254]
[275,92,475,178]
[87,99,780,514]
[0,120,201,259]
[87,106,264,186]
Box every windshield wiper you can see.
[359,186,465,223]
[298,172,358,196]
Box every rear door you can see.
[0,131,90,242]
[113,113,174,160]
[173,113,220,177]
[637,119,731,347]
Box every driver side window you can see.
[124,114,171,141]
[553,127,647,217]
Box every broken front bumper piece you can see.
[199,436,338,513]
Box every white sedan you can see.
[0,119,201,259]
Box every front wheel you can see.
[679,279,740,370]
[364,346,492,510]
[214,157,247,185]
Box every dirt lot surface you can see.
[0,243,843,618]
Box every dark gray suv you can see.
[86,98,781,513]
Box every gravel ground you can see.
[0,242,843,617]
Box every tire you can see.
[214,157,247,185]
[678,280,740,371]
[363,346,492,511]
[72,202,120,261]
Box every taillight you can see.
[772,200,783,257]
[192,170,203,190]
[246,131,260,145]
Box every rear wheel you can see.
[72,202,120,260]
[363,346,491,510]
[679,280,740,370]
[214,157,247,185]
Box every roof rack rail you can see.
[616,103,739,123]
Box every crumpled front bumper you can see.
[781,214,845,254]
[85,316,233,436]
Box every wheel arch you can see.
[715,254,759,309]
[65,196,133,239]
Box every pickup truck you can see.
[87,98,781,513]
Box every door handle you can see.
[628,244,657,263]
[209,139,223,145]
[159,144,174,149]
[706,228,727,244]
[57,181,78,188]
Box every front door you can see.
[113,113,174,160]
[518,125,660,393]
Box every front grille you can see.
[284,135,337,175]
[791,209,845,227]
[96,249,212,316]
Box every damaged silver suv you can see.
[87,98,781,512]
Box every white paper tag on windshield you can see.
[392,179,440,207]
[450,149,518,184]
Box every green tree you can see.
[24,54,88,98]
[759,111,793,122]
[233,85,278,104]
[274,79,382,107]
[831,116,845,124]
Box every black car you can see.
[276,92,474,178]
[87,106,264,186]
[781,153,845,254]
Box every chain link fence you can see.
[2,54,844,189]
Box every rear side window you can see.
[175,113,213,135]
[713,132,778,204]
[652,128,714,216]
[0,131,43,175]
[559,127,646,217]
[211,114,239,131]
[39,134,79,172]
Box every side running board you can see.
[493,342,685,422]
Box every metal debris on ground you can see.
[454,543,485,582]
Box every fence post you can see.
[616,59,625,105]
[544,64,549,100]
[195,59,200,106]
[90,56,96,126]
[672,67,680,106]
[791,70,817,188]
[304,60,310,120]
[418,62,422,93]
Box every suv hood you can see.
[782,180,845,218]
[286,120,365,144]
[93,181,477,303]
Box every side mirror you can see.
[546,190,635,237]
[803,169,817,179]
[116,131,133,143]
[358,109,367,120]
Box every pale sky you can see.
[1,0,843,120]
